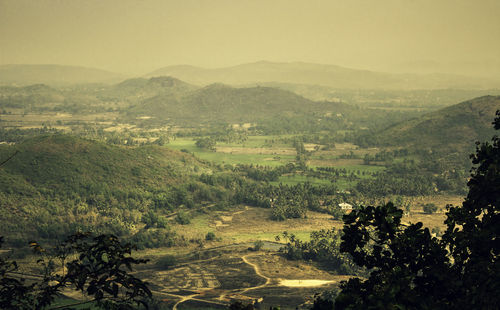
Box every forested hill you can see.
[0,84,65,107]
[103,76,198,101]
[0,64,125,86]
[0,134,221,244]
[129,83,348,124]
[0,134,204,198]
[363,95,500,151]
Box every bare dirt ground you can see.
[135,206,354,309]
[140,246,349,310]
[147,197,460,308]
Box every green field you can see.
[167,137,296,166]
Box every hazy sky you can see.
[1,0,500,75]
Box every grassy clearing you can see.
[167,138,296,166]
[228,231,312,243]
[199,153,295,166]
[169,206,340,246]
[217,135,296,148]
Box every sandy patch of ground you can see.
[304,144,320,152]
[213,209,248,227]
[232,123,254,129]
[104,124,136,132]
[279,279,334,287]
[220,216,233,222]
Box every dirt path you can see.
[154,248,342,308]
[240,253,271,292]
[172,293,200,310]
[217,253,271,302]
[154,291,226,310]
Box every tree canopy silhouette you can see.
[333,111,500,310]
[0,232,151,310]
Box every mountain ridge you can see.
[0,64,126,86]
[146,61,497,90]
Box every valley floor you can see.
[134,197,462,309]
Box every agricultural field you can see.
[166,136,386,173]
[138,247,349,310]
[167,136,297,167]
[127,197,461,309]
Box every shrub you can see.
[423,203,438,214]
[175,211,191,225]
[205,232,216,241]
[156,255,176,269]
[253,240,264,251]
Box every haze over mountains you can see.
[0,64,125,86]
[146,61,500,90]
[1,62,499,90]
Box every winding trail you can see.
[159,249,339,309]
[240,253,271,292]
[167,253,272,309]
[154,291,226,310]
[172,293,200,310]
[218,253,272,302]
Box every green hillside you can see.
[367,95,500,151]
[129,83,347,124]
[0,134,203,194]
[0,134,211,244]
[103,76,198,102]
[0,84,65,108]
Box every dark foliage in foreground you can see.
[0,232,151,310]
[328,112,500,310]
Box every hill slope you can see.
[371,95,500,151]
[0,134,214,242]
[103,76,198,102]
[0,84,65,108]
[146,61,496,90]
[0,134,202,196]
[129,83,347,124]
[0,64,125,86]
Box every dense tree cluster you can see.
[277,230,360,275]
[195,137,217,150]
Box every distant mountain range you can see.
[146,61,499,90]
[0,64,125,86]
[2,62,498,90]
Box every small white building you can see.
[339,202,353,210]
